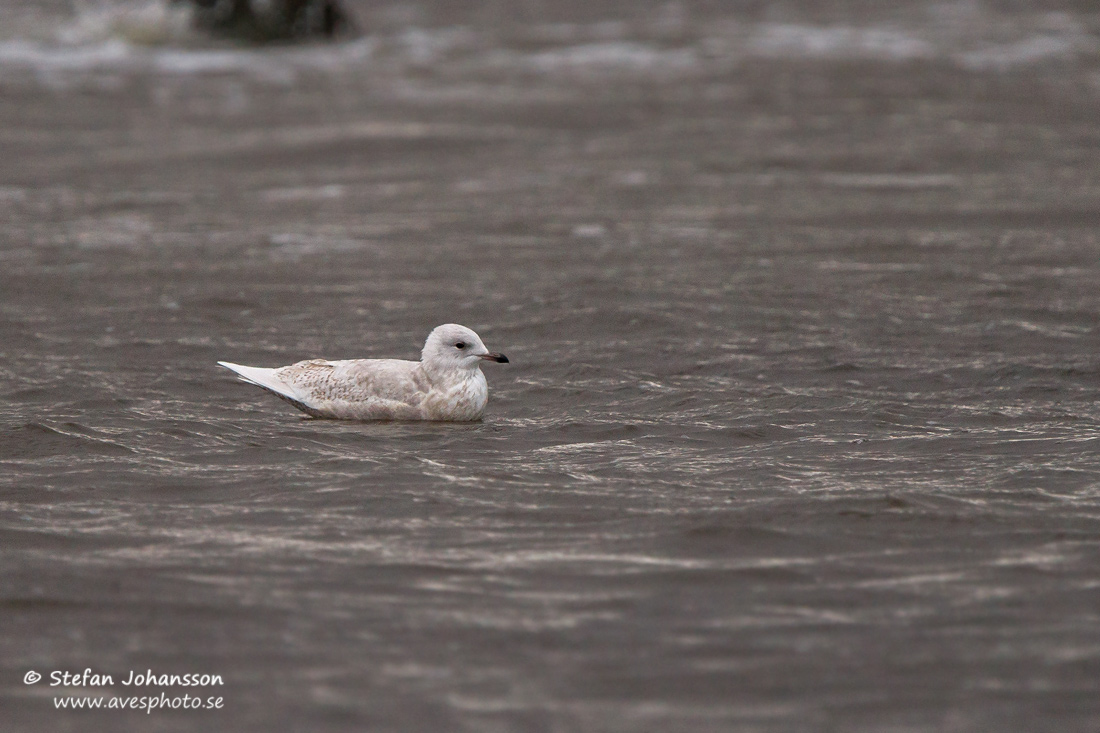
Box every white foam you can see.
[0,38,132,70]
[151,48,259,74]
[958,35,1087,71]
[749,23,934,61]
[525,42,699,73]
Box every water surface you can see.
[2,1,1100,731]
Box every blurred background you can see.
[2,1,1100,732]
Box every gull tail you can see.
[217,361,325,417]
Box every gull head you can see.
[422,323,509,372]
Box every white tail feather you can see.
[217,361,299,402]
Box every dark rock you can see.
[173,0,357,43]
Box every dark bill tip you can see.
[480,352,509,363]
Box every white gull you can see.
[218,323,509,421]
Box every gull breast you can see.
[423,370,488,421]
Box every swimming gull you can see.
[218,323,509,421]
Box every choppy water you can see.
[3,1,1100,731]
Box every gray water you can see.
[3,1,1100,731]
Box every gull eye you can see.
[455,342,466,349]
